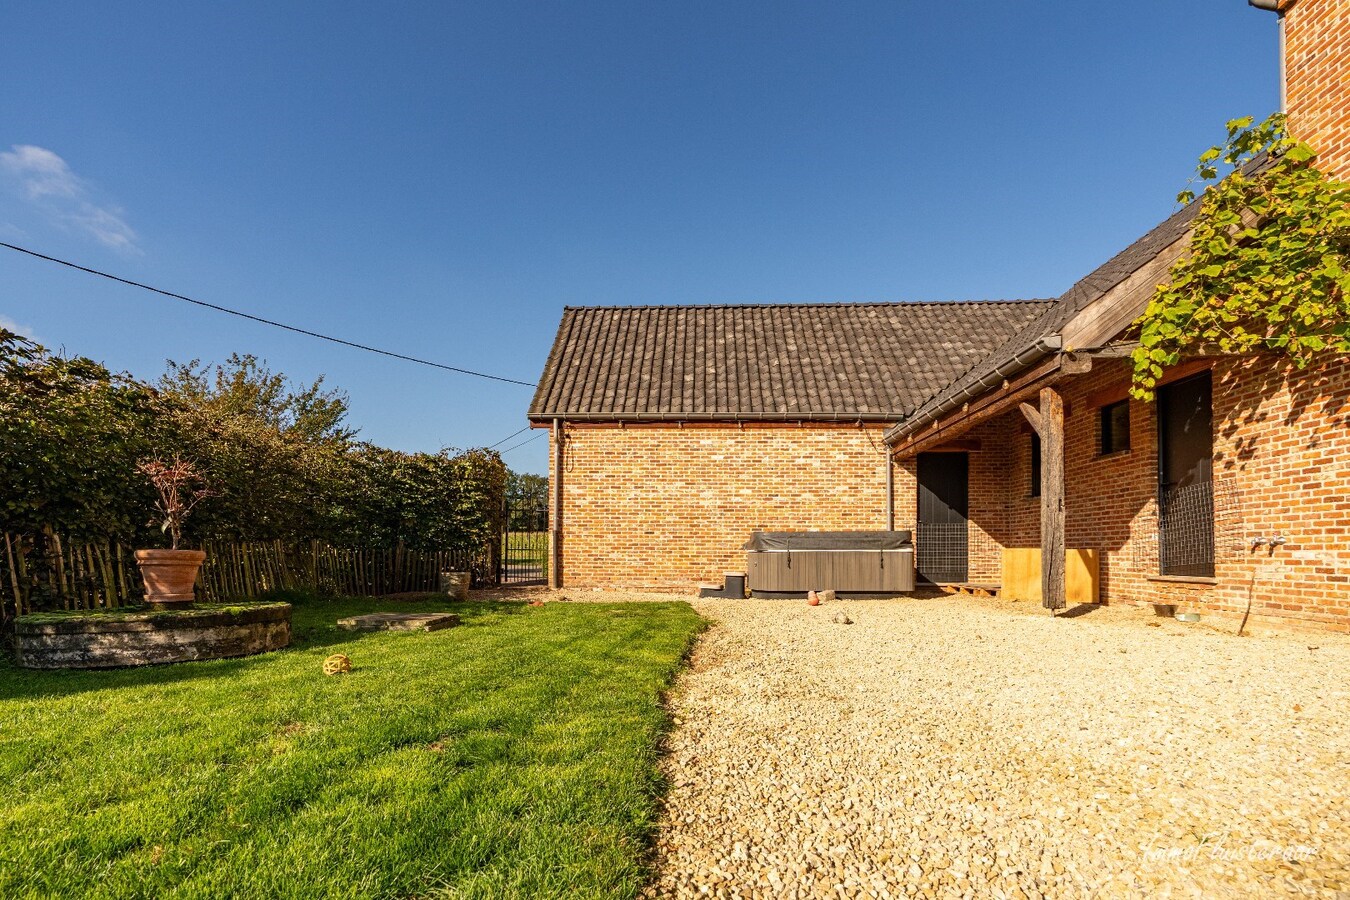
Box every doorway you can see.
[916,452,969,584]
[1157,371,1214,577]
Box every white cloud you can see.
[0,144,139,252]
[1,145,80,200]
[0,315,38,341]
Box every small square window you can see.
[1030,433,1041,497]
[1100,400,1131,455]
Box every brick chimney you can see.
[1266,0,1350,180]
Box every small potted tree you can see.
[135,457,213,608]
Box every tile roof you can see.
[884,152,1279,442]
[528,301,1054,422]
[883,202,1202,441]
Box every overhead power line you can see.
[486,425,532,449]
[0,241,536,387]
[497,432,544,455]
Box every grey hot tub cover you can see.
[742,530,913,551]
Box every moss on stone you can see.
[16,601,291,626]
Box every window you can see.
[1030,433,1041,497]
[1100,400,1131,455]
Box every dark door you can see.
[917,452,969,584]
[1157,372,1214,577]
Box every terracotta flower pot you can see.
[134,549,206,608]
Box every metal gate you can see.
[501,498,549,584]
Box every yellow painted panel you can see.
[1000,548,1099,603]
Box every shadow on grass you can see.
[0,596,526,702]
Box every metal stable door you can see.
[1157,372,1215,577]
[916,452,969,584]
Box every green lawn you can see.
[0,594,703,899]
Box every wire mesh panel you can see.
[917,452,969,584]
[1133,478,1242,573]
[1159,479,1215,578]
[915,523,969,584]
[501,500,549,584]
[1157,372,1215,578]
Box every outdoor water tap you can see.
[1254,535,1286,556]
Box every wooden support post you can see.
[1039,387,1066,612]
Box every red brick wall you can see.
[963,356,1350,633]
[549,354,1349,632]
[548,424,906,589]
[1284,0,1350,180]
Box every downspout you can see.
[1280,7,1287,112]
[885,451,895,530]
[1247,0,1288,110]
[551,417,563,588]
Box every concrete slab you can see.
[336,612,460,632]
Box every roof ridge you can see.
[561,299,1054,311]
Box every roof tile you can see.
[529,301,1052,421]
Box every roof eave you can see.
[885,335,1063,444]
[529,411,906,424]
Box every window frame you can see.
[1099,399,1131,456]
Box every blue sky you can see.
[1,1,1279,474]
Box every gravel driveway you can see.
[646,595,1350,899]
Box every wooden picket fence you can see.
[1,532,492,620]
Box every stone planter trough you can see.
[14,602,292,669]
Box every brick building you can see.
[527,302,1049,587]
[529,0,1350,633]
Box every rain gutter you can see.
[528,411,905,424]
[886,335,1063,444]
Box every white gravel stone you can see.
[635,593,1350,899]
[482,587,1349,897]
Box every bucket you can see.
[440,570,470,601]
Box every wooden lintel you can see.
[1018,402,1043,436]
[1157,358,1215,388]
[1084,383,1131,412]
[929,439,982,453]
[1039,386,1066,612]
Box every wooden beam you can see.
[1085,342,1141,359]
[1039,387,1066,612]
[1083,383,1131,413]
[928,439,982,453]
[893,356,1063,457]
[1060,233,1191,350]
[1018,402,1043,436]
[1156,358,1214,389]
[1060,352,1094,375]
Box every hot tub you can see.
[743,530,915,597]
